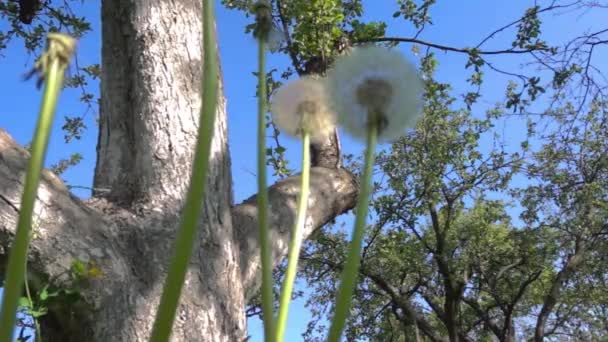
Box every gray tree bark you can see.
[0,0,357,341]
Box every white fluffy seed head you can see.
[269,76,336,141]
[326,45,424,142]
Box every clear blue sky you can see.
[0,1,605,341]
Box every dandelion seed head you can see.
[270,76,336,141]
[296,100,320,119]
[356,77,394,120]
[327,46,423,142]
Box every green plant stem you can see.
[148,1,218,341]
[0,59,64,342]
[256,31,276,342]
[23,260,41,342]
[327,123,378,342]
[275,132,311,341]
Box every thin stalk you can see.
[148,1,218,341]
[275,132,311,341]
[0,58,65,342]
[327,123,378,342]
[23,260,41,342]
[256,30,276,342]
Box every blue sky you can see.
[0,1,605,341]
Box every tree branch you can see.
[0,128,132,339]
[234,166,358,300]
[275,0,304,75]
[359,267,447,342]
[301,255,447,342]
[475,1,583,48]
[534,240,587,341]
[462,297,502,338]
[358,1,584,57]
[357,36,546,55]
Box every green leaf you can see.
[18,297,31,309]
[39,287,48,301]
[71,259,87,278]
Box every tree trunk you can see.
[0,0,358,341]
[444,295,459,342]
[92,0,244,340]
[503,318,516,342]
[534,243,586,342]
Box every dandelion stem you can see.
[275,131,311,341]
[256,16,276,342]
[149,1,218,340]
[0,57,65,342]
[327,121,378,342]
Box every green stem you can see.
[148,1,218,341]
[23,260,41,342]
[256,29,276,342]
[275,132,311,341]
[0,59,64,342]
[327,123,378,342]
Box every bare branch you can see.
[357,36,545,55]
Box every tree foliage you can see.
[0,0,97,184]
